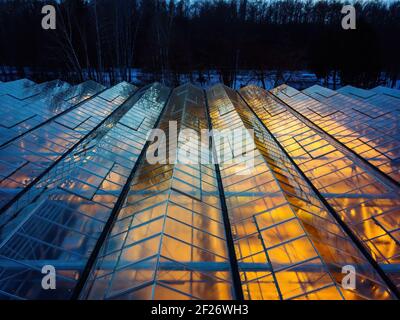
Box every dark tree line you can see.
[0,0,399,88]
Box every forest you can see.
[0,0,399,88]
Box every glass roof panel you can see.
[241,84,400,294]
[0,82,168,300]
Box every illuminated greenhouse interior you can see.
[0,79,399,300]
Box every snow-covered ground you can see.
[1,66,399,90]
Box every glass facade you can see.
[0,79,399,300]
[83,84,234,300]
[0,80,105,147]
[240,85,400,293]
[293,85,399,182]
[210,84,393,300]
